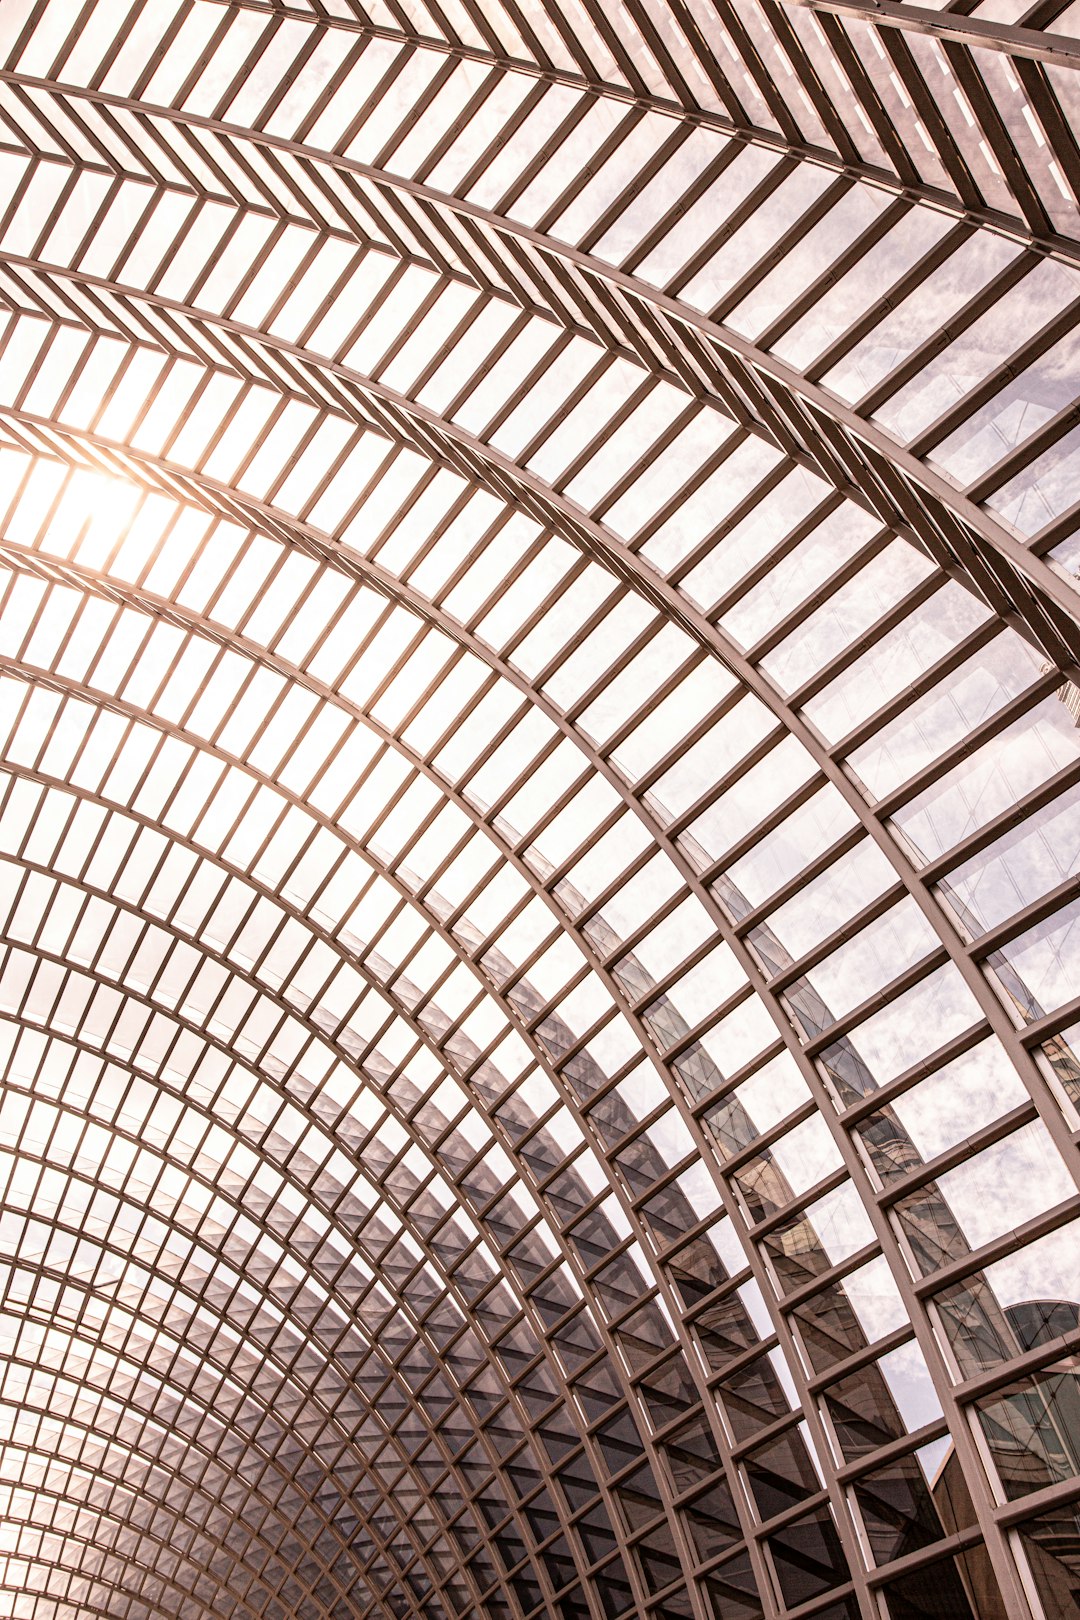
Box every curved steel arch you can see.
[0,931,611,1620]
[2,411,1080,1613]
[0,1328,394,1620]
[0,697,737,1620]
[0,60,1075,651]
[0,955,584,1536]
[2,399,1073,1228]
[0,646,786,1618]
[0,570,1029,1607]
[13,0,1080,248]
[4,8,1080,1620]
[0,1122,571,1620]
[1,185,1076,673]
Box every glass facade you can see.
[0,2,1078,1618]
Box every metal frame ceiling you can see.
[1,2,1080,1620]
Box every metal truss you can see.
[1,4,1080,1620]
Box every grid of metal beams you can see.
[1,3,1080,1619]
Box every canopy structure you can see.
[1,3,1080,1619]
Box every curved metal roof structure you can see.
[1,3,1080,1619]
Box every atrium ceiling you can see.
[0,3,1079,1620]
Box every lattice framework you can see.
[1,3,1080,1620]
